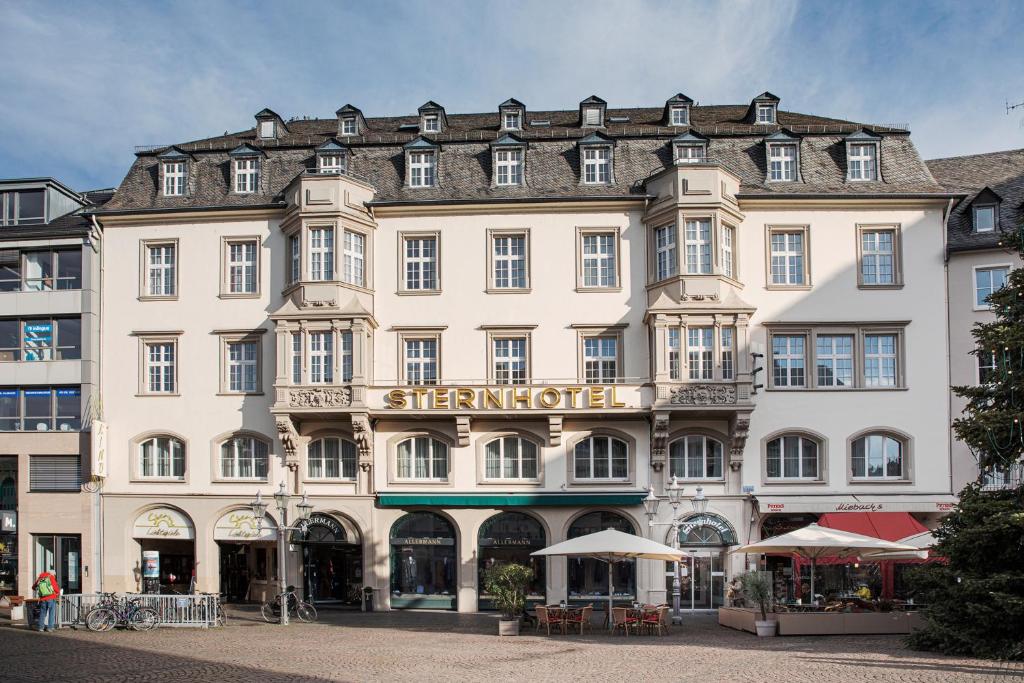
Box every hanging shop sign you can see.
[132,508,195,540]
[1,511,16,532]
[91,420,108,478]
[678,513,738,546]
[213,510,277,542]
[384,385,629,410]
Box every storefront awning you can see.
[817,511,929,542]
[377,493,647,508]
[755,494,957,514]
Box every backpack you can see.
[37,575,55,598]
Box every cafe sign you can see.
[678,513,737,545]
[132,508,195,540]
[385,385,629,410]
[214,510,277,542]
[390,537,455,546]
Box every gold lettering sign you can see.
[384,386,631,410]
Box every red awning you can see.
[816,511,928,542]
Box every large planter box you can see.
[720,607,923,636]
[718,607,775,634]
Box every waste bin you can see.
[362,587,374,612]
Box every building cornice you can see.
[737,194,954,210]
[369,196,648,217]
[90,204,285,226]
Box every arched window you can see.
[478,512,546,602]
[573,435,628,480]
[484,436,538,480]
[308,437,357,479]
[390,512,457,607]
[138,435,185,479]
[669,435,723,480]
[396,436,449,481]
[220,435,269,479]
[851,433,905,479]
[567,511,636,598]
[766,434,820,480]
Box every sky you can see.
[1,0,1023,192]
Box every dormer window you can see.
[756,103,776,124]
[258,120,275,139]
[163,161,186,196]
[583,147,611,184]
[410,151,436,187]
[495,149,523,186]
[676,145,705,164]
[768,144,797,181]
[974,205,997,233]
[235,158,259,192]
[340,117,357,136]
[503,111,521,130]
[583,108,602,127]
[848,143,877,181]
[670,106,689,126]
[318,154,346,175]
[422,114,439,133]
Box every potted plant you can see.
[482,562,533,636]
[739,571,776,637]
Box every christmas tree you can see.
[907,228,1024,660]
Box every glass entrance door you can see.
[668,550,725,610]
[33,534,81,594]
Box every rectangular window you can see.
[343,230,365,287]
[684,219,712,274]
[771,335,806,387]
[974,205,996,233]
[288,234,300,284]
[309,332,334,384]
[422,115,439,132]
[848,143,877,181]
[864,334,898,387]
[757,104,775,124]
[493,337,527,384]
[405,338,438,385]
[721,327,734,380]
[146,243,176,296]
[675,145,705,163]
[227,341,259,393]
[668,328,681,380]
[403,235,438,291]
[0,387,80,432]
[258,121,275,139]
[583,335,618,383]
[816,334,854,387]
[975,266,1009,308]
[0,317,80,362]
[291,332,302,384]
[340,331,353,382]
[584,108,601,126]
[687,327,714,380]
[0,190,45,226]
[234,158,259,193]
[583,147,611,184]
[768,144,797,181]
[309,227,334,281]
[163,162,186,196]
[581,232,616,288]
[145,342,176,393]
[655,224,677,281]
[341,118,357,135]
[495,149,523,186]
[492,234,527,289]
[769,230,806,285]
[720,225,735,278]
[670,107,689,126]
[861,229,896,286]
[978,349,997,384]
[409,152,436,187]
[318,154,345,174]
[226,240,258,294]
[29,455,81,492]
[503,112,520,130]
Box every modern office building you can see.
[91,93,958,611]
[0,178,108,598]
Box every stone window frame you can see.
[846,427,914,485]
[291,321,357,386]
[302,428,360,484]
[397,229,441,295]
[219,235,262,299]
[759,428,829,486]
[665,427,730,483]
[764,224,811,290]
[216,328,267,396]
[856,223,903,289]
[475,428,546,486]
[766,323,908,391]
[210,429,273,484]
[659,313,742,384]
[482,324,536,385]
[565,427,637,487]
[486,227,531,293]
[394,326,445,386]
[133,330,182,397]
[575,226,622,292]
[138,238,179,301]
[129,429,190,484]
[573,323,627,384]
[387,429,455,487]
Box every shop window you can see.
[478,512,546,605]
[389,512,456,608]
[567,511,635,600]
[307,437,358,479]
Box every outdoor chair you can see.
[535,606,564,635]
[565,605,592,635]
[611,607,638,636]
[643,606,670,636]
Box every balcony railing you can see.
[981,462,1024,491]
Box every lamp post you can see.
[643,476,709,624]
[250,483,314,626]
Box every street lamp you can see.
[250,484,315,626]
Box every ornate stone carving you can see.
[350,413,372,471]
[729,414,751,472]
[650,412,670,472]
[302,298,336,308]
[548,415,563,447]
[680,293,719,302]
[455,415,472,447]
[288,386,351,408]
[275,416,299,470]
[669,384,736,406]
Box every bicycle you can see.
[196,592,228,627]
[261,587,317,623]
[86,594,159,632]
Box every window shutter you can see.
[29,455,81,491]
[0,249,18,266]
[585,108,600,126]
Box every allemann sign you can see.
[385,385,629,410]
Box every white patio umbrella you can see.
[863,530,935,561]
[531,529,683,629]
[731,523,920,602]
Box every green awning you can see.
[377,493,647,508]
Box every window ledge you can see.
[218,292,262,300]
[211,477,270,484]
[575,286,623,294]
[668,478,726,484]
[130,477,188,484]
[478,479,543,487]
[857,284,904,291]
[396,289,442,296]
[485,287,532,295]
[568,480,634,487]
[216,392,265,397]
[391,479,450,485]
[303,478,358,484]
[135,393,181,398]
[764,284,811,291]
[761,479,828,486]
[137,295,179,302]
[766,387,907,392]
[847,478,913,485]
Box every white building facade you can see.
[93,95,958,611]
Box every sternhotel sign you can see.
[385,385,629,410]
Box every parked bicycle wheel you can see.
[261,601,280,623]
[296,602,317,623]
[215,603,228,627]
[129,607,159,631]
[86,608,116,632]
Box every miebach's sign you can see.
[385,385,630,410]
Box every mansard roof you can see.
[672,131,708,144]
[100,98,947,213]
[316,139,348,154]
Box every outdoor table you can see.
[545,605,583,633]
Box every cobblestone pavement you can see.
[3,608,1022,682]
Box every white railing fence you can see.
[58,593,220,629]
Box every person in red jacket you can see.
[31,569,61,632]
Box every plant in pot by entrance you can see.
[739,571,776,637]
[482,562,534,636]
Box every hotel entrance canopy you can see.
[377,492,647,507]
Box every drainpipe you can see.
[90,214,104,591]
[940,198,955,496]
